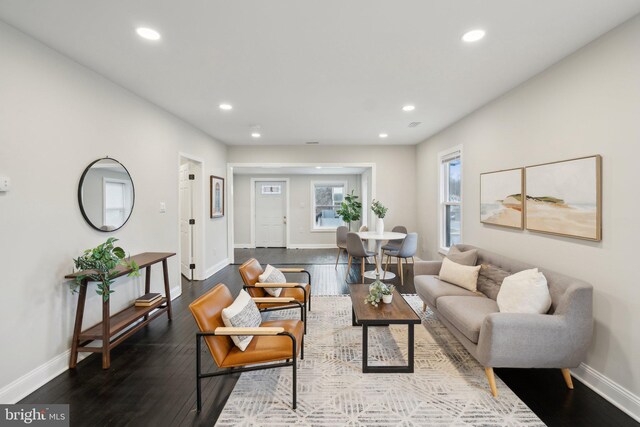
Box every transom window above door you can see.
[312,181,346,230]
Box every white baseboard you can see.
[572,363,640,423]
[287,243,336,249]
[170,285,182,300]
[234,243,254,249]
[0,350,89,404]
[203,258,230,280]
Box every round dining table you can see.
[356,231,406,280]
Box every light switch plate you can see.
[159,202,166,213]
[0,177,10,192]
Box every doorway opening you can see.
[227,163,375,264]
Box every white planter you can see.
[375,218,384,234]
[382,294,393,304]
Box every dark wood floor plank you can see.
[18,249,638,427]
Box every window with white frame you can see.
[439,147,462,251]
[311,181,346,230]
[103,179,127,227]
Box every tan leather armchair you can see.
[189,284,304,410]
[239,258,312,332]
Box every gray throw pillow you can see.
[258,265,286,297]
[477,264,511,300]
[221,290,263,351]
[446,246,478,266]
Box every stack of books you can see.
[135,293,162,307]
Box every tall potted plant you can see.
[371,199,388,234]
[71,237,140,301]
[336,190,362,231]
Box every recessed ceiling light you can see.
[219,103,233,110]
[379,133,388,138]
[462,29,485,43]
[251,132,261,138]
[402,105,415,112]
[136,27,161,41]
[315,166,322,169]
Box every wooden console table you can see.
[66,252,175,369]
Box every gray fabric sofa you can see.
[414,244,593,396]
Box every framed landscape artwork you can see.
[525,155,602,241]
[480,168,524,229]
[210,175,225,218]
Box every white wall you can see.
[0,21,228,401]
[415,14,640,417]
[233,173,361,247]
[228,146,418,238]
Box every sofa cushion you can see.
[439,258,481,292]
[477,263,511,300]
[497,268,552,314]
[414,275,481,309]
[446,246,478,266]
[437,296,499,344]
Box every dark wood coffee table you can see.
[349,284,421,373]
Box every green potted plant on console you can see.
[71,237,140,301]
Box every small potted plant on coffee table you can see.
[381,284,395,304]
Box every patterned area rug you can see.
[216,296,544,426]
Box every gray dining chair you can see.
[335,226,348,269]
[346,232,377,284]
[381,225,408,253]
[384,232,417,286]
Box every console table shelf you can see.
[66,252,175,369]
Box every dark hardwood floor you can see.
[19,249,638,427]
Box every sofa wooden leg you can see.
[422,302,427,312]
[561,368,574,389]
[485,367,498,397]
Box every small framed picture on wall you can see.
[210,175,225,218]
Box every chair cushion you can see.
[280,284,310,302]
[414,275,481,309]
[255,283,310,309]
[437,296,499,343]
[382,242,400,251]
[258,265,286,297]
[221,290,263,351]
[221,319,304,367]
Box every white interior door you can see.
[179,162,194,279]
[255,181,286,247]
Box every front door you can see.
[254,181,286,247]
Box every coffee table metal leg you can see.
[408,323,414,373]
[360,322,415,373]
[362,324,369,373]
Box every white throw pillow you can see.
[258,265,286,297]
[497,268,552,314]
[221,290,263,351]
[438,257,481,292]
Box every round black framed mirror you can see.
[78,157,135,232]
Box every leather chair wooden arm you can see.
[278,268,312,310]
[190,284,304,411]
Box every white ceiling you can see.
[233,166,368,175]
[1,1,639,146]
